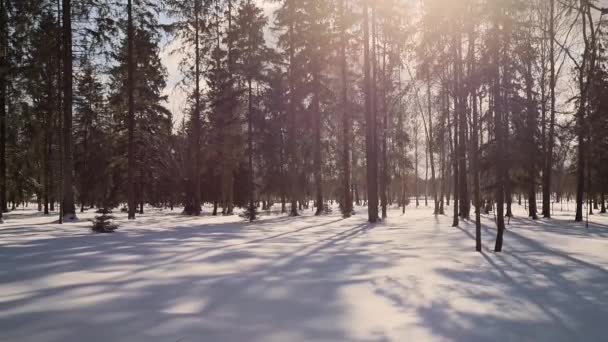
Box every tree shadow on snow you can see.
[424,219,608,342]
[1,213,391,342]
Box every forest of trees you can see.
[1,0,608,252]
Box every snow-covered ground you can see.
[1,203,607,342]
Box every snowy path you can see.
[1,205,608,342]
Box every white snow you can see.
[1,203,607,342]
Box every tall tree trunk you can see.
[371,4,379,220]
[248,78,255,221]
[439,86,447,215]
[44,127,51,215]
[575,0,590,222]
[312,56,323,216]
[452,94,459,227]
[221,0,235,216]
[0,0,6,222]
[493,5,506,252]
[426,72,438,215]
[380,40,388,219]
[445,83,452,208]
[279,130,287,214]
[363,2,378,223]
[468,23,481,251]
[414,124,419,207]
[397,70,406,213]
[192,0,202,216]
[542,0,555,218]
[139,165,144,215]
[287,0,298,216]
[456,30,469,220]
[61,0,76,220]
[525,54,538,220]
[52,0,61,215]
[340,0,352,218]
[425,139,428,207]
[451,29,460,227]
[127,0,136,219]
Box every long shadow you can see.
[197,221,376,316]
[506,215,608,238]
[1,215,346,288]
[433,216,608,342]
[1,212,392,342]
[239,218,345,245]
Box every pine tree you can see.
[165,0,209,216]
[231,0,270,221]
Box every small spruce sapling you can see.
[92,208,118,233]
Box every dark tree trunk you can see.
[468,25,481,251]
[451,30,459,227]
[426,72,438,215]
[363,2,378,223]
[425,137,428,207]
[127,0,136,219]
[543,0,556,218]
[575,1,598,222]
[493,6,506,252]
[414,124,419,207]
[456,31,469,220]
[452,92,459,227]
[575,118,585,222]
[340,0,352,218]
[247,78,255,222]
[51,0,60,216]
[61,0,76,220]
[439,88,447,216]
[380,40,388,220]
[44,127,51,215]
[191,0,202,216]
[139,165,144,215]
[312,62,323,216]
[525,55,538,220]
[287,0,298,217]
[0,0,6,222]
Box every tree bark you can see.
[414,123,419,207]
[493,5,506,252]
[575,0,594,222]
[426,72,438,215]
[191,0,202,216]
[248,78,255,221]
[312,50,323,216]
[525,49,538,220]
[451,29,459,227]
[61,0,76,220]
[456,30,469,220]
[380,40,388,219]
[287,0,298,216]
[542,0,555,218]
[468,22,481,251]
[363,2,378,223]
[340,0,352,218]
[0,0,6,222]
[127,0,136,219]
